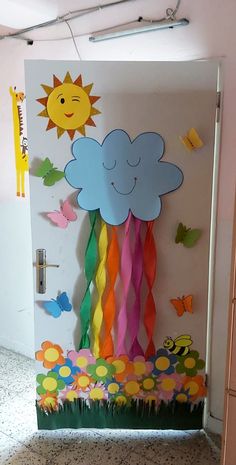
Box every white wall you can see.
[0,0,236,426]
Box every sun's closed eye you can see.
[72,96,80,102]
[127,156,141,167]
[103,160,116,170]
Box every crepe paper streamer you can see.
[79,211,98,350]
[92,220,108,358]
[37,72,101,140]
[179,128,203,151]
[175,222,201,248]
[170,295,193,317]
[143,220,157,358]
[42,292,72,318]
[100,226,119,359]
[35,157,64,186]
[129,217,144,359]
[163,335,193,356]
[117,213,132,356]
[9,86,29,198]
[47,199,77,229]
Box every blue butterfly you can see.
[43,292,72,318]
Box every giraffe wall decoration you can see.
[9,86,29,197]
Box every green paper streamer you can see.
[78,210,98,350]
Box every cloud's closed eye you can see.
[103,160,116,170]
[127,157,141,167]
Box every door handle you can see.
[35,249,59,294]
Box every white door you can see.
[25,60,218,430]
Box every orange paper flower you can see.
[38,391,58,411]
[183,375,207,401]
[35,341,65,369]
[72,373,93,391]
[107,355,133,382]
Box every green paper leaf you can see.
[36,374,45,383]
[37,385,45,395]
[57,379,66,390]
[43,170,64,186]
[176,364,185,374]
[48,371,58,379]
[35,157,53,177]
[196,359,205,370]
[175,222,185,243]
[183,229,201,247]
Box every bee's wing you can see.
[175,334,193,347]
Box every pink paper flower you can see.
[84,382,108,401]
[67,349,96,371]
[132,356,154,378]
[158,373,183,401]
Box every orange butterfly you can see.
[170,295,193,317]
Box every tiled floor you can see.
[0,346,221,465]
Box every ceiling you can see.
[0,0,180,40]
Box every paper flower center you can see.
[44,348,59,362]
[42,377,57,391]
[76,356,87,368]
[108,383,119,394]
[185,381,199,395]
[89,387,104,400]
[66,391,78,401]
[96,366,108,377]
[125,381,140,395]
[184,357,196,369]
[44,396,56,407]
[176,393,188,403]
[134,362,146,376]
[155,356,170,371]
[161,378,176,391]
[115,395,127,405]
[59,366,71,377]
[143,378,155,390]
[112,360,126,373]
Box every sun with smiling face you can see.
[37,72,101,140]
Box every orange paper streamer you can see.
[143,220,157,358]
[100,226,119,358]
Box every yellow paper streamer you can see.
[92,220,108,357]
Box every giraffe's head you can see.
[9,86,25,103]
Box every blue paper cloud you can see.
[65,130,183,225]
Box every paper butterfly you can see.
[47,200,77,229]
[43,292,72,318]
[175,222,201,248]
[35,157,64,186]
[170,295,193,317]
[179,128,203,151]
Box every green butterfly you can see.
[35,157,64,186]
[175,222,201,248]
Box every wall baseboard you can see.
[206,414,223,434]
[0,335,34,359]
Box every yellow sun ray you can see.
[37,72,101,140]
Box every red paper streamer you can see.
[143,220,157,358]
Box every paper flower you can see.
[183,375,207,401]
[35,341,65,369]
[173,388,191,403]
[60,386,81,403]
[52,358,81,384]
[123,379,140,397]
[140,375,158,392]
[67,349,96,371]
[65,129,183,225]
[142,392,160,406]
[36,371,65,395]
[176,351,205,377]
[149,348,177,376]
[133,356,153,378]
[157,373,183,401]
[105,381,122,397]
[72,372,93,391]
[112,393,129,405]
[107,355,133,382]
[38,391,58,411]
[85,382,107,401]
[87,358,115,383]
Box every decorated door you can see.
[25,60,218,429]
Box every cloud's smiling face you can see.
[65,130,183,225]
